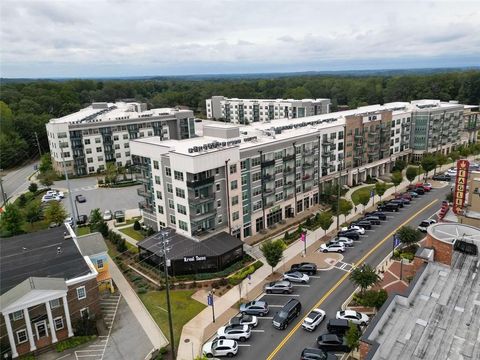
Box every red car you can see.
[415,183,431,192]
[401,193,412,200]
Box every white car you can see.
[336,310,370,326]
[445,168,457,177]
[103,210,113,221]
[203,339,238,358]
[302,308,326,331]
[229,313,258,328]
[331,237,354,247]
[46,190,65,198]
[320,243,345,253]
[64,217,74,226]
[282,271,310,284]
[217,324,251,342]
[418,219,436,232]
[41,194,61,203]
[342,225,366,235]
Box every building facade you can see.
[206,96,331,123]
[46,102,196,176]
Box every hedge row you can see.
[228,260,264,286]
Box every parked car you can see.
[77,214,88,225]
[418,219,437,232]
[445,168,457,177]
[202,339,238,358]
[365,211,387,220]
[46,190,64,198]
[337,230,359,240]
[330,237,354,247]
[422,183,433,191]
[64,217,74,226]
[302,308,326,331]
[350,220,372,230]
[341,225,365,235]
[409,191,419,198]
[336,310,370,325]
[103,210,113,221]
[229,314,258,328]
[272,298,301,330]
[389,199,404,208]
[290,262,317,275]
[377,202,400,212]
[240,301,269,316]
[326,318,351,335]
[41,194,61,203]
[433,174,451,181]
[264,280,293,294]
[362,215,381,225]
[316,334,350,353]
[114,210,125,222]
[414,187,425,195]
[320,243,345,253]
[393,197,410,205]
[282,271,310,284]
[75,194,86,203]
[301,348,336,360]
[217,324,251,342]
[400,193,412,201]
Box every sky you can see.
[1,0,479,78]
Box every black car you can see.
[75,194,86,203]
[272,298,301,330]
[414,187,425,195]
[317,334,350,353]
[362,216,381,225]
[351,220,372,230]
[77,214,88,225]
[432,174,451,181]
[337,230,359,240]
[366,211,387,220]
[301,348,337,360]
[326,319,351,335]
[378,202,400,212]
[290,262,317,275]
[389,199,404,208]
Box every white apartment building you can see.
[206,96,331,123]
[46,102,195,175]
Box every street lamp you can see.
[60,146,77,229]
[208,289,216,323]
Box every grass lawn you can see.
[114,216,142,227]
[119,225,145,241]
[76,226,91,236]
[351,183,394,205]
[125,241,139,254]
[140,290,206,349]
[22,219,49,233]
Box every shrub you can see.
[133,220,141,230]
[56,336,96,352]
[28,182,38,193]
[353,289,388,310]
[137,288,148,294]
[18,194,27,207]
[228,260,263,286]
[116,238,127,252]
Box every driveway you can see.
[0,161,38,205]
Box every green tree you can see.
[421,155,437,179]
[39,153,53,173]
[89,208,103,231]
[38,169,57,188]
[44,201,67,225]
[392,159,406,172]
[450,151,460,162]
[374,182,388,201]
[104,163,118,185]
[349,263,380,295]
[0,203,24,236]
[406,166,418,183]
[435,153,448,174]
[24,200,42,228]
[357,191,371,213]
[318,211,334,237]
[345,321,361,352]
[391,171,403,193]
[354,289,388,310]
[396,226,423,246]
[28,182,38,193]
[337,198,353,217]
[260,239,286,273]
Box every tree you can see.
[337,198,353,217]
[318,211,333,237]
[396,226,423,246]
[421,155,437,179]
[392,159,406,172]
[44,201,67,225]
[349,263,380,295]
[38,169,57,188]
[0,203,24,236]
[435,153,448,174]
[357,192,371,213]
[354,289,388,310]
[391,171,403,193]
[406,166,418,184]
[345,321,361,353]
[374,182,388,202]
[39,153,53,173]
[450,151,460,162]
[260,239,286,273]
[24,200,42,228]
[89,208,103,231]
[133,220,141,230]
[104,163,118,185]
[28,182,38,193]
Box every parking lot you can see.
[204,181,450,360]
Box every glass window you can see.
[158,205,164,214]
[167,183,173,193]
[177,204,187,215]
[232,196,239,205]
[155,176,161,185]
[179,220,188,231]
[50,299,61,309]
[175,187,185,198]
[233,211,239,221]
[97,259,104,269]
[156,191,162,199]
[165,167,171,176]
[230,164,237,174]
[16,329,28,344]
[54,317,64,330]
[76,286,86,300]
[12,310,24,321]
[153,161,159,169]
[174,171,184,181]
[231,180,238,190]
[170,215,176,224]
[168,199,175,209]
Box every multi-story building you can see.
[0,226,101,359]
[463,105,480,144]
[46,102,196,175]
[206,96,331,123]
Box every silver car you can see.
[264,280,293,294]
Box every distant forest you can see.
[1,71,479,169]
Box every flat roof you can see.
[0,226,92,294]
[214,97,331,103]
[363,251,480,360]
[137,228,243,260]
[426,222,480,244]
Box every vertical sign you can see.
[453,159,470,214]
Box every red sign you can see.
[453,159,470,214]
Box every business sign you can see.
[453,159,470,214]
[207,293,214,306]
[300,232,306,242]
[183,255,207,263]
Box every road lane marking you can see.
[266,198,438,360]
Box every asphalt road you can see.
[231,184,449,360]
[0,161,39,204]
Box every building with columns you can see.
[0,226,101,359]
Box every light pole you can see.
[0,175,7,207]
[208,289,216,323]
[60,147,77,229]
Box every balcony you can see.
[303,185,312,192]
[262,174,273,182]
[261,159,275,168]
[283,167,294,174]
[354,134,363,139]
[285,193,294,200]
[283,154,295,162]
[191,209,217,221]
[302,174,311,181]
[138,201,154,214]
[187,176,214,188]
[302,162,313,169]
[192,193,216,205]
[137,188,149,197]
[284,181,294,188]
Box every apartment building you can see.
[206,96,331,123]
[0,226,101,359]
[463,105,480,144]
[46,102,195,176]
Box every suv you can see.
[365,211,387,220]
[272,298,301,330]
[240,300,269,316]
[290,262,317,275]
[337,230,359,240]
[418,219,436,232]
[326,318,351,335]
[264,280,293,294]
[351,220,372,230]
[378,202,399,212]
[433,174,451,181]
[202,339,238,358]
[301,348,337,360]
[317,333,350,353]
[77,214,88,225]
[362,216,381,225]
[389,199,404,208]
[302,308,325,331]
[320,242,345,253]
[217,324,251,342]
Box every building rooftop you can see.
[213,97,330,103]
[0,225,92,294]
[426,222,480,245]
[75,232,108,256]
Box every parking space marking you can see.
[268,305,284,308]
[238,344,252,347]
[258,316,274,319]
[251,329,265,333]
[265,294,300,297]
[292,284,310,287]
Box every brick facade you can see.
[424,234,453,265]
[359,340,371,360]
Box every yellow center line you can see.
[266,198,438,360]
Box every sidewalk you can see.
[108,255,169,351]
[110,224,139,247]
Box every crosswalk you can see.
[73,185,97,192]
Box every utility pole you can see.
[34,132,42,157]
[60,148,77,229]
[0,176,7,206]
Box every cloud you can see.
[0,0,479,77]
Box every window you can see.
[252,172,261,181]
[16,329,28,344]
[216,183,221,192]
[50,299,61,309]
[12,310,23,321]
[156,191,162,199]
[179,220,188,231]
[87,157,93,163]
[153,161,159,169]
[158,205,164,214]
[253,187,262,196]
[215,168,219,175]
[232,196,239,205]
[165,167,171,176]
[155,176,161,185]
[115,153,121,158]
[218,215,223,224]
[96,147,102,152]
[95,138,101,143]
[174,171,184,181]
[97,259,104,269]
[275,193,283,202]
[84,139,91,145]
[229,164,237,174]
[217,199,221,208]
[177,204,187,215]
[124,143,129,148]
[88,167,95,172]
[168,199,175,209]
[175,188,185,198]
[275,179,283,188]
[241,160,247,170]
[98,156,103,162]
[232,211,240,221]
[170,215,176,225]
[123,134,128,140]
[114,144,120,150]
[251,157,261,166]
[243,205,249,215]
[86,148,92,154]
[167,183,173,193]
[54,317,64,330]
[80,308,89,318]
[231,180,238,190]
[77,286,86,300]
